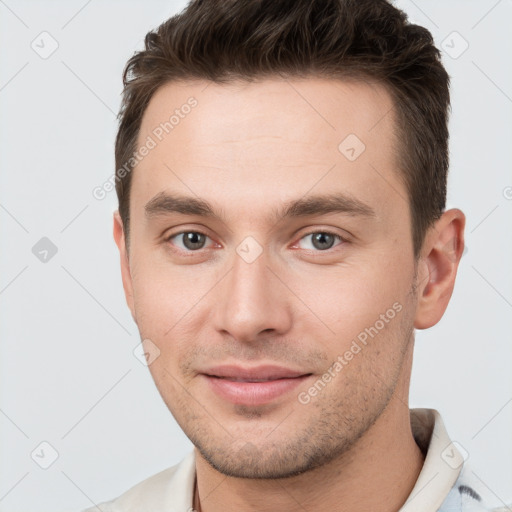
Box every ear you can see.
[113,210,136,323]
[414,208,466,330]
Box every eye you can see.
[166,231,214,251]
[296,231,345,251]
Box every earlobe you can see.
[414,208,466,330]
[113,211,137,323]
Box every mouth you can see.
[201,365,313,406]
[211,377,298,382]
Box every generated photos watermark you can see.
[298,301,403,405]
[92,96,198,201]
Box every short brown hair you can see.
[115,0,450,257]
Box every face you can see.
[117,77,422,478]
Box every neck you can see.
[193,345,424,512]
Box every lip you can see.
[201,365,312,406]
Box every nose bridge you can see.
[213,238,292,341]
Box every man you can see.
[85,0,509,510]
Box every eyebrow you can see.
[144,191,376,224]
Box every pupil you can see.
[184,232,205,250]
[313,233,334,250]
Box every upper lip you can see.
[202,364,311,381]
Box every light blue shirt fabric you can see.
[438,464,509,512]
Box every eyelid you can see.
[291,229,347,251]
[165,229,216,246]
[165,227,348,254]
[165,228,210,241]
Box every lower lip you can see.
[203,375,311,406]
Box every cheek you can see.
[129,253,216,375]
[129,248,211,330]
[288,261,412,346]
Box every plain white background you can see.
[0,1,511,510]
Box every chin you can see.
[191,426,352,479]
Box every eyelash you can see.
[299,231,346,253]
[165,229,346,254]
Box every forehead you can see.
[131,77,403,228]
[139,76,396,148]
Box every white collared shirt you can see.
[82,409,510,512]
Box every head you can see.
[113,0,465,478]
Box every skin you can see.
[113,77,465,512]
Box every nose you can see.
[212,242,293,344]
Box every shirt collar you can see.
[400,408,464,511]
